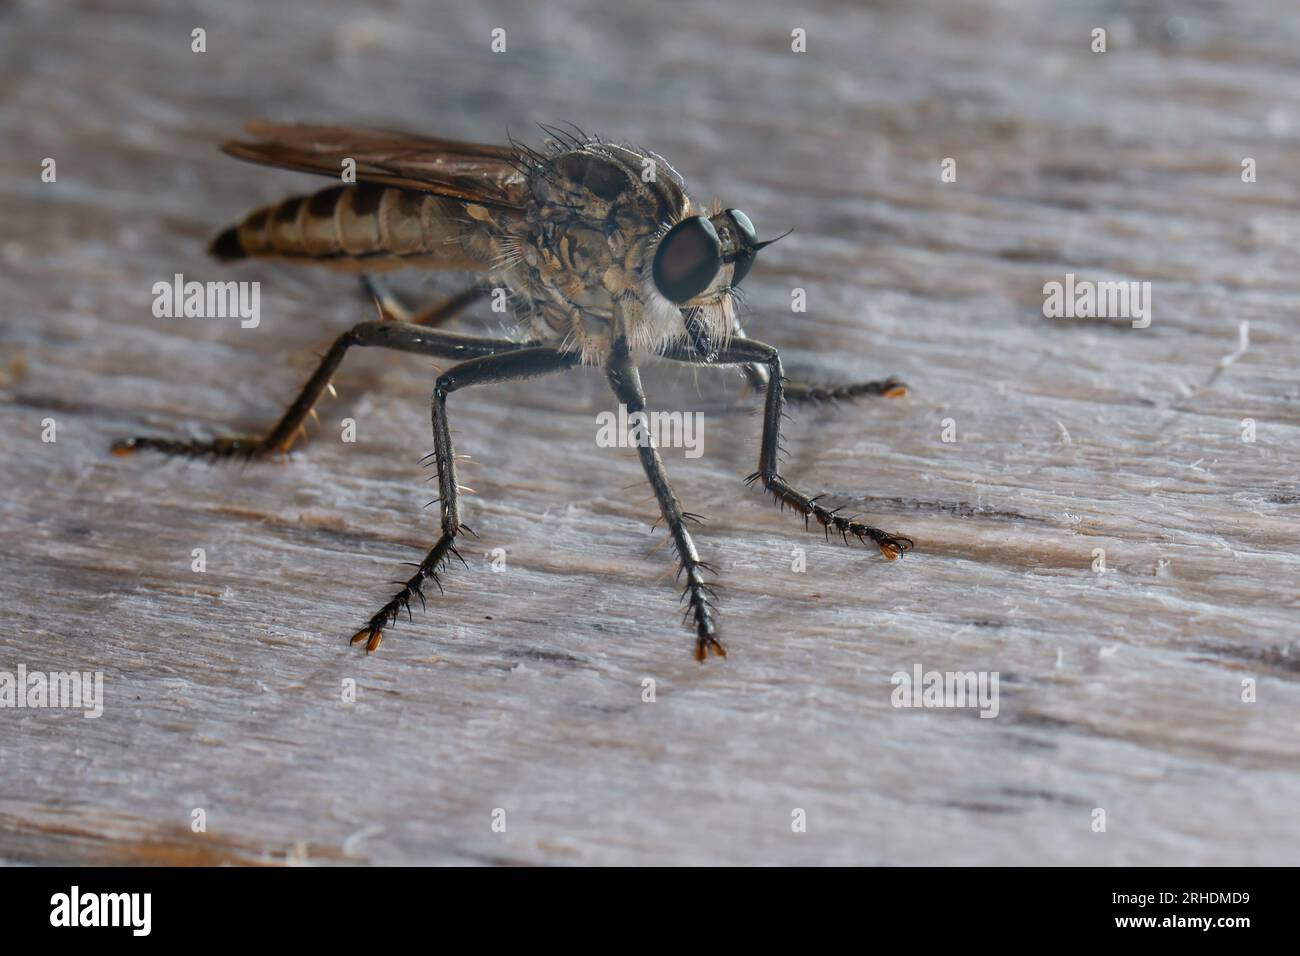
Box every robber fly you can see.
[113,122,913,661]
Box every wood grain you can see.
[1,0,1297,865]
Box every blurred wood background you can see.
[1,0,1298,865]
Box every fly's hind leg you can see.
[606,341,724,662]
[728,317,907,403]
[361,274,486,328]
[351,346,582,652]
[112,323,520,461]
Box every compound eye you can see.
[725,208,758,245]
[653,217,721,304]
[724,209,758,287]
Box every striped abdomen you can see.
[209,183,497,272]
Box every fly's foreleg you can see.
[352,346,582,652]
[112,322,520,461]
[606,343,724,661]
[662,337,913,559]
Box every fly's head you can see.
[652,209,759,305]
[649,208,788,360]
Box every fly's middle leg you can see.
[111,322,520,461]
[728,316,907,403]
[351,346,582,652]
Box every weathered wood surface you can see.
[2,0,1298,865]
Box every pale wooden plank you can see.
[1,0,1297,865]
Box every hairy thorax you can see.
[496,144,698,362]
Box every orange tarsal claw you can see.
[350,627,383,653]
[695,637,727,662]
[877,537,912,560]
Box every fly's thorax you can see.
[513,144,698,359]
